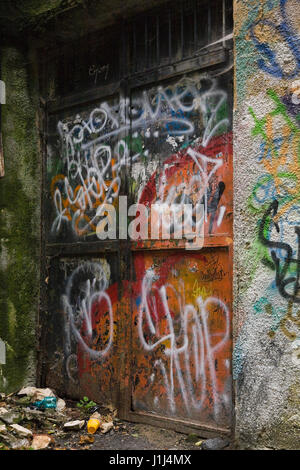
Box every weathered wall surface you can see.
[233,0,300,449]
[0,46,40,393]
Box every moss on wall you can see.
[0,46,40,393]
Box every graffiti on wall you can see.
[250,0,300,80]
[248,86,300,338]
[229,1,300,388]
[238,0,300,351]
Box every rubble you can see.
[56,399,66,412]
[10,423,33,438]
[63,420,85,431]
[101,421,113,434]
[0,386,230,450]
[201,437,230,450]
[0,431,30,449]
[0,410,21,425]
[31,434,52,450]
[18,387,56,402]
[0,387,120,449]
[0,387,74,450]
[14,396,32,406]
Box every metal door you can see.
[41,92,126,405]
[38,0,233,437]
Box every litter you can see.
[63,420,85,431]
[31,397,57,410]
[31,434,52,450]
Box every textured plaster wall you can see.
[0,46,40,393]
[233,0,300,449]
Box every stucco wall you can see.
[0,46,40,393]
[233,0,300,449]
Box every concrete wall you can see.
[0,45,40,393]
[233,0,300,449]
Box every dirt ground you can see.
[0,393,231,451]
[57,418,204,451]
[51,401,209,450]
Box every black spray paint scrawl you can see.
[259,199,300,304]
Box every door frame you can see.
[38,41,234,439]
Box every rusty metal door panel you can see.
[128,71,233,431]
[45,94,124,244]
[42,90,128,404]
[131,249,232,429]
[43,255,120,404]
[129,73,233,242]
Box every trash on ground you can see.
[63,420,85,431]
[79,435,94,445]
[32,397,57,410]
[0,387,223,450]
[18,387,56,402]
[31,434,52,450]
[101,421,114,434]
[87,417,100,434]
[195,440,203,447]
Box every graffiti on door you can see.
[131,251,232,426]
[47,75,231,242]
[45,71,232,429]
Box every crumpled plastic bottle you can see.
[87,418,100,434]
[32,396,57,410]
[87,412,101,434]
